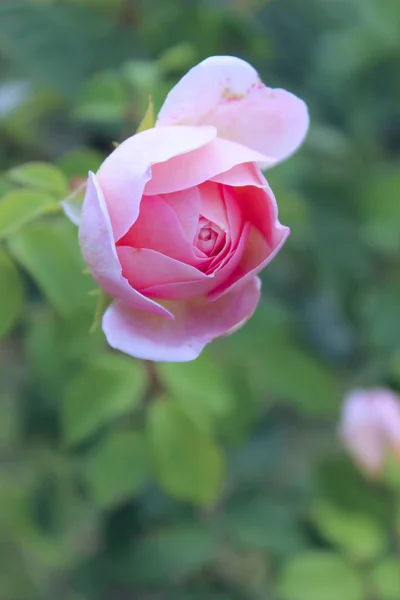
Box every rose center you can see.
[195,218,225,257]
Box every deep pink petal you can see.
[140,222,251,301]
[157,56,309,164]
[144,136,272,196]
[118,195,207,267]
[117,246,207,291]
[233,179,279,246]
[161,186,200,242]
[197,181,228,231]
[97,125,216,240]
[79,173,172,319]
[209,224,289,301]
[102,277,261,362]
[222,184,243,244]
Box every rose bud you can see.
[65,56,309,361]
[340,388,400,477]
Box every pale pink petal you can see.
[210,162,266,188]
[117,246,207,291]
[144,136,272,196]
[62,180,87,226]
[340,390,387,475]
[117,195,207,267]
[340,388,400,476]
[157,56,309,164]
[97,125,216,240]
[102,277,261,362]
[372,390,400,453]
[79,173,172,319]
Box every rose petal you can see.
[209,224,289,301]
[117,246,207,291]
[198,181,228,231]
[97,125,216,240]
[62,180,87,226]
[157,55,309,164]
[144,136,272,196]
[210,162,266,188]
[79,172,172,319]
[162,186,200,242]
[140,222,251,301]
[233,178,280,246]
[117,195,207,266]
[102,276,261,362]
[222,184,243,244]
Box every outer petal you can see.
[97,125,216,240]
[144,136,272,196]
[157,56,309,164]
[79,172,172,319]
[62,181,86,226]
[102,277,261,362]
[210,162,266,188]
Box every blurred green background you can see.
[1,0,400,598]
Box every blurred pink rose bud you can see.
[340,388,400,477]
[64,56,309,362]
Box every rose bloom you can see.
[340,388,400,477]
[65,56,309,361]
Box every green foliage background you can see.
[1,0,400,598]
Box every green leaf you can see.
[0,250,24,338]
[382,454,400,491]
[89,290,112,333]
[136,95,155,133]
[0,189,59,240]
[25,308,66,399]
[148,399,224,506]
[8,220,94,316]
[0,175,15,198]
[84,430,148,508]
[116,523,217,586]
[73,72,128,123]
[311,501,386,562]
[57,148,103,179]
[8,162,68,196]
[371,559,400,599]
[224,306,340,415]
[62,355,147,445]
[157,43,196,73]
[25,307,104,399]
[121,59,160,97]
[362,166,400,255]
[279,552,364,600]
[360,283,400,353]
[157,352,233,430]
[317,456,391,524]
[219,495,305,557]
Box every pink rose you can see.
[340,388,400,476]
[66,56,309,361]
